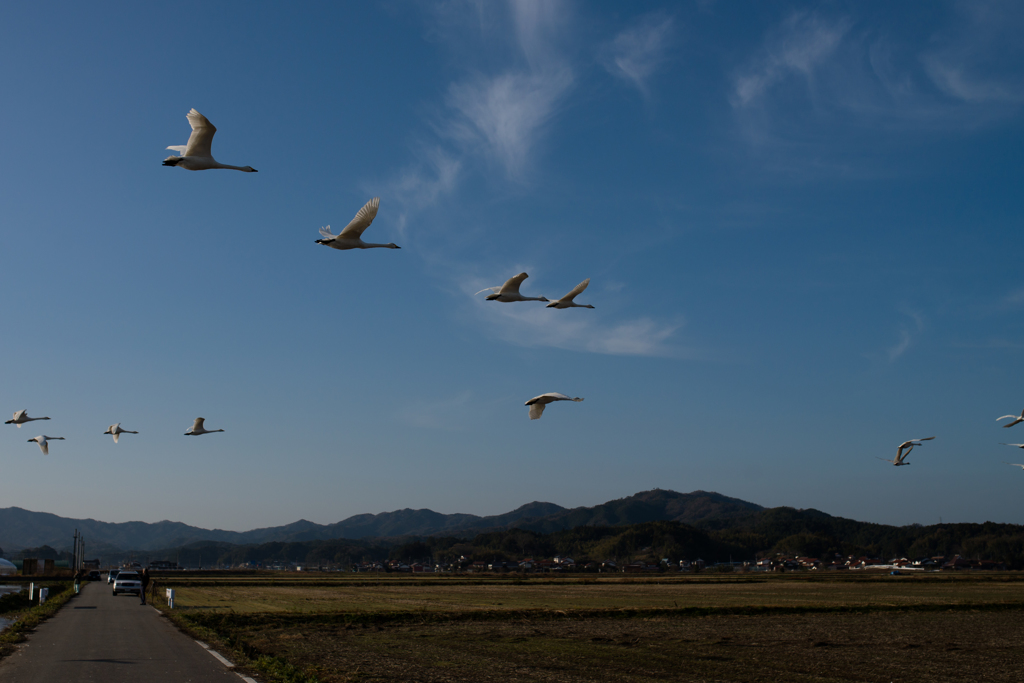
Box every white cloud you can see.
[732,13,849,107]
[446,67,573,178]
[509,0,565,70]
[600,12,675,97]
[920,1,1024,107]
[888,310,924,361]
[924,61,1023,104]
[378,147,461,240]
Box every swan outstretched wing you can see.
[189,417,205,433]
[560,278,590,302]
[475,286,500,295]
[12,409,26,422]
[999,443,1024,447]
[498,272,529,296]
[165,145,187,155]
[183,109,216,158]
[113,432,120,444]
[338,198,380,240]
[319,225,336,240]
[529,403,546,420]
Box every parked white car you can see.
[112,571,141,596]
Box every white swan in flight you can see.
[999,443,1024,449]
[185,417,225,436]
[997,409,1024,428]
[546,279,595,309]
[477,273,548,303]
[878,437,935,466]
[525,393,584,420]
[104,423,138,444]
[5,410,50,428]
[315,198,399,250]
[163,109,257,172]
[28,435,64,455]
[1004,462,1024,469]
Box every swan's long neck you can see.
[211,161,251,172]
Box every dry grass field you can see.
[155,573,1024,682]
[164,574,1024,614]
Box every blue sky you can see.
[2,1,1023,532]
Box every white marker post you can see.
[166,588,175,609]
[38,587,48,604]
[28,582,34,601]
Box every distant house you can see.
[148,560,178,570]
[943,556,972,571]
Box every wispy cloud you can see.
[377,147,460,240]
[888,310,924,361]
[732,12,849,108]
[446,66,573,177]
[382,0,575,230]
[726,5,1024,176]
[599,12,675,97]
[924,61,1023,104]
[921,0,1024,106]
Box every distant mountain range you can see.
[0,489,763,553]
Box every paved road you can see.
[0,580,243,682]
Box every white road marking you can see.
[236,675,258,683]
[194,639,235,668]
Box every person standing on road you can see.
[74,568,85,594]
[139,568,150,605]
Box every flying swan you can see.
[28,435,64,455]
[315,198,399,250]
[525,393,584,420]
[163,109,257,172]
[878,437,935,466]
[997,409,1024,428]
[104,423,138,444]
[476,273,548,303]
[184,417,225,436]
[5,410,50,428]
[546,278,595,309]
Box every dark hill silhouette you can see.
[513,490,763,533]
[0,490,759,552]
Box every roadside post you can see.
[38,587,48,604]
[166,588,174,609]
[28,582,34,600]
